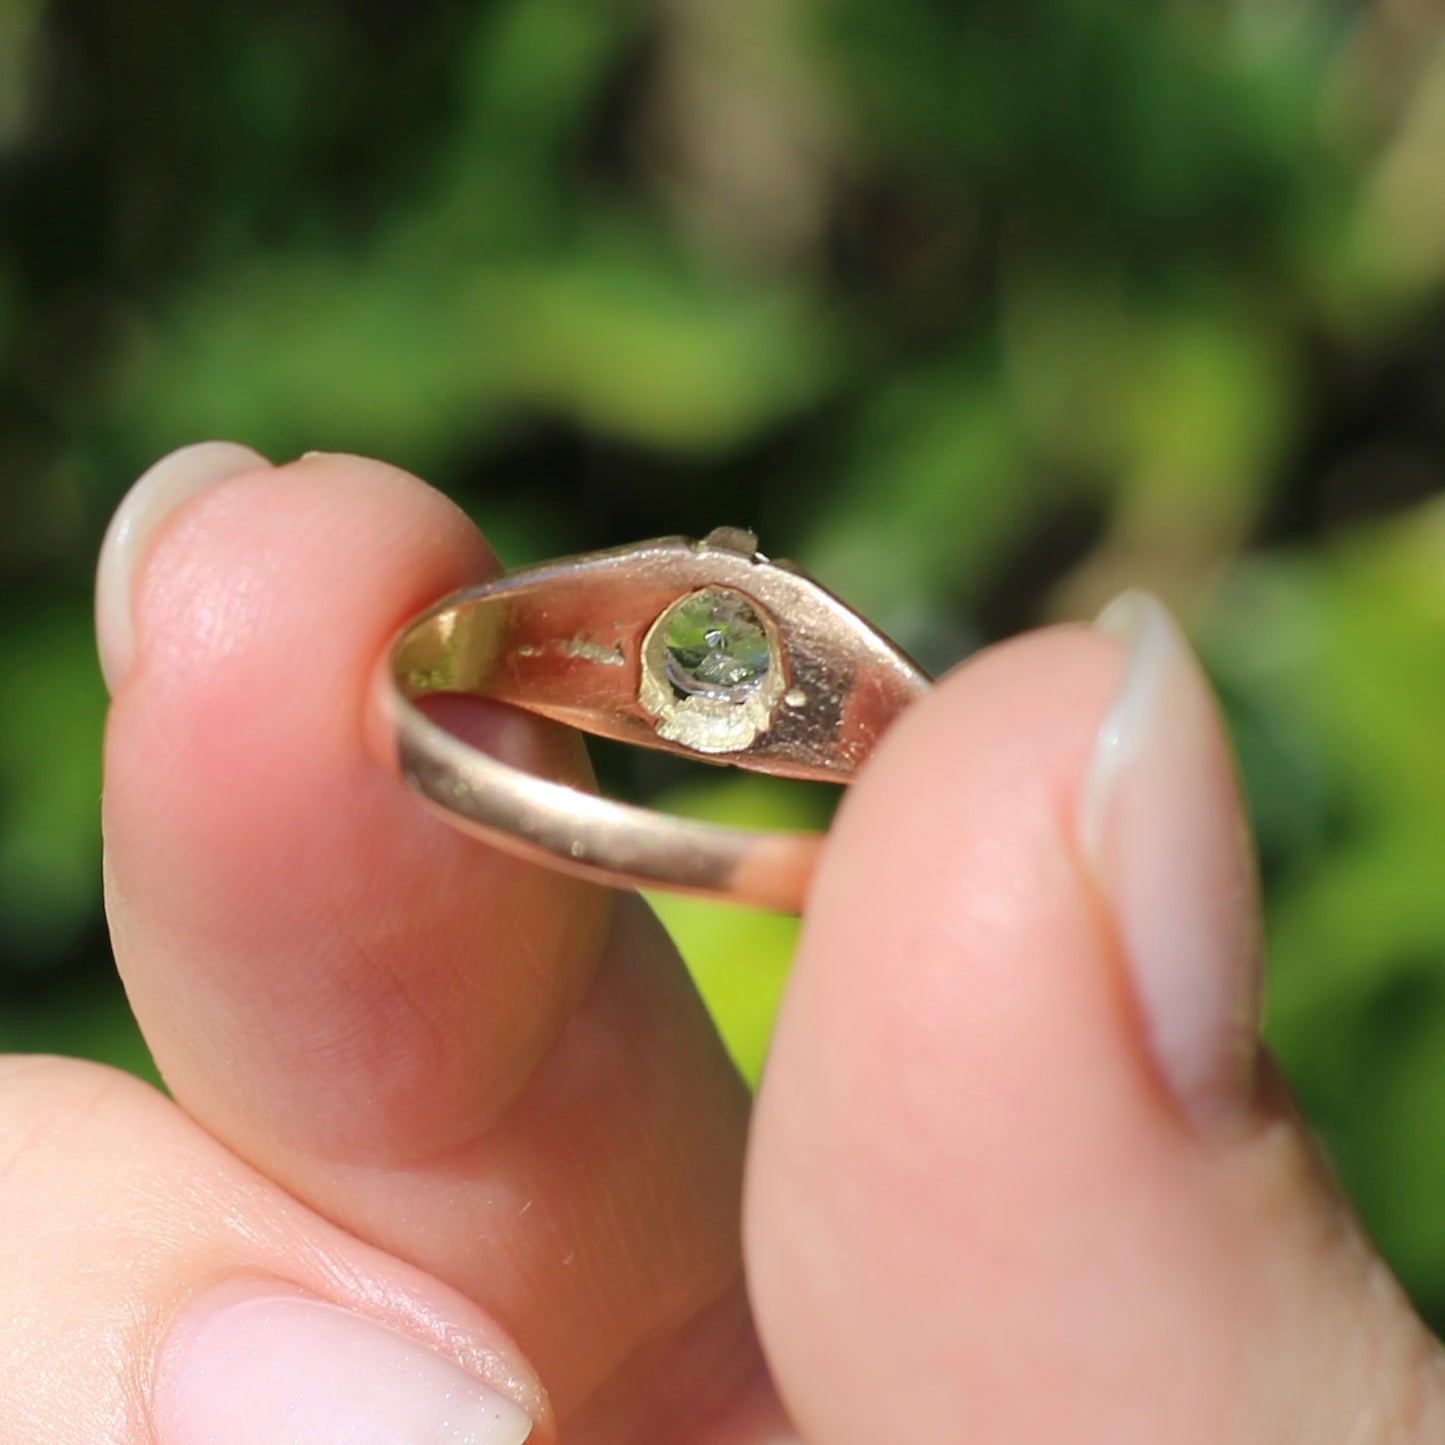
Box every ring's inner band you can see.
[392,536,929,785]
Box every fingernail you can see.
[155,1282,535,1445]
[95,441,270,692]
[1080,591,1263,1131]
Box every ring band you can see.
[380,527,931,911]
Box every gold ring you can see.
[379,527,931,911]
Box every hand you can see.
[3,442,1440,1443]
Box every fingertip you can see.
[96,441,273,693]
[747,625,1205,1441]
[747,620,1432,1444]
[0,1055,554,1445]
[123,451,496,736]
[101,451,606,1162]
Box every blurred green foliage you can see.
[5,0,1445,1322]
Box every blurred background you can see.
[4,0,1445,1324]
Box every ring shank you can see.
[387,693,823,910]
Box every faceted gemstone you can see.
[663,589,772,702]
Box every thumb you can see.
[746,598,1445,1443]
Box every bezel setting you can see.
[638,586,787,754]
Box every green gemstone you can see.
[663,589,772,702]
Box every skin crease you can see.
[0,450,1441,1443]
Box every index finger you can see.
[100,448,758,1432]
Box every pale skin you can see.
[4,446,1444,1442]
